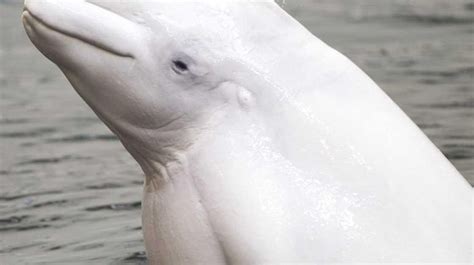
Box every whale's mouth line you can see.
[22,8,134,59]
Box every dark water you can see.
[1,0,473,264]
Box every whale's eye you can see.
[172,60,188,74]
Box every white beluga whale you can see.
[22,0,472,263]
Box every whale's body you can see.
[22,0,471,263]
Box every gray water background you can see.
[1,0,473,264]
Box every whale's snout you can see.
[23,0,147,62]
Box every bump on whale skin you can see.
[22,0,472,264]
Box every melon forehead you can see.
[135,1,303,59]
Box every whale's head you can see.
[22,0,328,176]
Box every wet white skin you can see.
[23,0,471,264]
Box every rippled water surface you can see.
[1,0,473,264]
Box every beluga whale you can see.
[22,0,472,264]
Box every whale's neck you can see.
[116,105,230,189]
[121,131,196,190]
